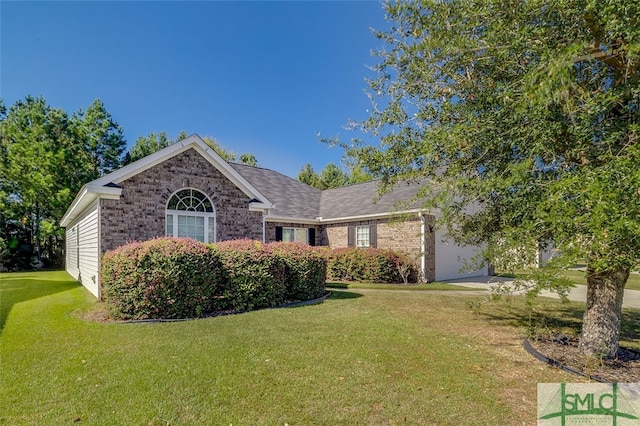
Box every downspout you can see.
[262,209,269,243]
[419,212,427,282]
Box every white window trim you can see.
[355,225,370,248]
[165,188,217,243]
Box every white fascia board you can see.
[317,209,425,224]
[191,142,275,209]
[265,215,321,225]
[266,209,438,225]
[90,135,204,187]
[88,134,274,209]
[249,201,273,212]
[85,184,122,199]
[61,185,91,227]
[60,184,123,227]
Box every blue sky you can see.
[1,1,389,178]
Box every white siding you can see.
[65,201,100,297]
[434,229,488,281]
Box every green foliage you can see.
[122,131,172,165]
[318,163,348,189]
[347,164,373,185]
[238,153,258,167]
[296,162,374,189]
[101,238,327,319]
[202,136,258,166]
[0,96,127,267]
[324,247,416,284]
[267,242,327,301]
[212,240,287,312]
[0,95,90,266]
[123,132,259,166]
[342,0,640,355]
[101,238,224,320]
[297,163,321,187]
[77,99,126,179]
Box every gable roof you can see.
[230,162,429,223]
[61,134,433,228]
[60,135,274,227]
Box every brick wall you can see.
[100,148,264,253]
[321,215,436,281]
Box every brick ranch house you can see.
[61,135,487,297]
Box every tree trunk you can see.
[578,265,630,358]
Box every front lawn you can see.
[561,269,640,291]
[1,271,575,425]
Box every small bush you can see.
[101,238,224,320]
[267,242,327,301]
[325,248,417,284]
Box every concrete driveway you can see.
[445,276,640,309]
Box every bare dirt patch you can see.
[529,336,640,382]
[73,303,110,323]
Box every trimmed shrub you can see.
[101,238,224,320]
[101,238,329,320]
[211,240,287,311]
[325,247,417,284]
[267,242,327,301]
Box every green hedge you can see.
[267,242,327,302]
[101,238,224,320]
[101,238,327,320]
[325,247,417,284]
[212,240,287,311]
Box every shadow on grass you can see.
[0,272,80,334]
[477,298,640,345]
[326,282,350,289]
[327,289,363,300]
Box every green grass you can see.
[473,294,640,351]
[561,269,640,291]
[326,281,482,291]
[1,271,583,425]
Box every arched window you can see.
[165,188,216,243]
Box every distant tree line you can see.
[0,95,363,271]
[296,163,374,189]
[124,131,258,167]
[0,96,126,270]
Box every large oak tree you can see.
[344,0,639,357]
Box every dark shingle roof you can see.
[232,162,427,221]
[319,180,424,219]
[230,163,321,219]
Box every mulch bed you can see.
[528,336,640,382]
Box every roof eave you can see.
[265,215,321,225]
[265,208,437,225]
[60,185,123,227]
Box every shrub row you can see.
[101,238,327,320]
[324,247,417,284]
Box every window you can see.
[275,226,315,245]
[348,223,377,248]
[165,188,216,243]
[355,225,370,248]
[282,227,308,243]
